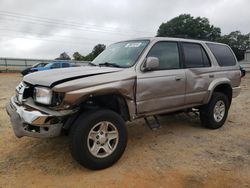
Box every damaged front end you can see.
[6,81,75,138]
[6,66,135,138]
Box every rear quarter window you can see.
[206,43,236,66]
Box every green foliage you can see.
[91,44,106,59]
[71,44,106,61]
[55,52,71,60]
[218,31,250,61]
[82,44,106,61]
[73,52,84,61]
[157,14,221,41]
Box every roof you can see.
[121,37,226,46]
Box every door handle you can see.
[175,77,182,81]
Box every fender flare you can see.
[206,78,232,103]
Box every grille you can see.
[16,82,34,103]
[23,85,34,99]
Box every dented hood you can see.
[23,66,123,87]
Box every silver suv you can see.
[6,37,241,170]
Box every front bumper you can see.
[6,96,72,138]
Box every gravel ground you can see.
[0,73,249,188]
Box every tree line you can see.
[56,14,250,61]
[56,44,106,61]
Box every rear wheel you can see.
[200,92,230,129]
[70,109,128,170]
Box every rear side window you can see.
[62,63,70,68]
[206,43,236,66]
[52,63,61,68]
[147,42,180,70]
[182,43,210,68]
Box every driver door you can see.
[136,41,186,115]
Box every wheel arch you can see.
[84,93,132,121]
[207,79,232,105]
[63,92,133,130]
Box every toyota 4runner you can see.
[6,37,241,170]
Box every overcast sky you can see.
[0,0,249,59]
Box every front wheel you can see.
[200,92,230,129]
[70,109,128,170]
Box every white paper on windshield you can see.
[125,43,142,48]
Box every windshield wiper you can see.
[98,62,121,68]
[88,62,97,66]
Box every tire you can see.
[69,109,128,170]
[200,92,230,129]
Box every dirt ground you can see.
[0,73,249,188]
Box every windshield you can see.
[92,40,149,68]
[32,63,40,68]
[32,63,47,68]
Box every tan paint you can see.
[23,37,241,120]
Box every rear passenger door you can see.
[181,42,216,105]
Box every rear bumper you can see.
[6,96,71,138]
[232,86,241,98]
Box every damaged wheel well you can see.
[85,94,130,121]
[63,94,131,131]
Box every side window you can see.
[62,63,70,68]
[182,43,211,68]
[51,63,61,68]
[147,42,180,70]
[206,43,236,66]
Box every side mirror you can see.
[142,57,160,72]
